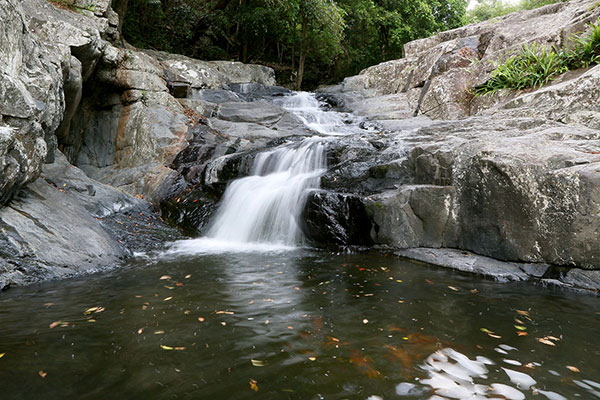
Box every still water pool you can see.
[0,245,598,399]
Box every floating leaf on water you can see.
[566,365,580,373]
[249,379,259,392]
[198,317,205,322]
[137,328,143,334]
[514,325,527,331]
[221,322,227,326]
[38,370,47,378]
[163,297,173,301]
[160,345,173,351]
[215,311,234,315]
[516,310,530,317]
[160,275,171,280]
[363,319,369,324]
[83,306,105,315]
[480,328,493,333]
[287,326,294,330]
[537,338,556,346]
[43,303,54,307]
[448,286,459,291]
[425,279,434,285]
[517,332,529,336]
[174,347,186,351]
[251,359,267,367]
[49,321,62,329]
[546,336,560,341]
[328,336,340,342]
[184,275,192,279]
[488,334,502,339]
[0,353,5,359]
[154,330,165,335]
[308,357,316,361]
[265,320,269,324]
[396,280,403,283]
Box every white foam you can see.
[502,367,537,390]
[166,238,296,255]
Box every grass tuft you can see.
[474,17,600,95]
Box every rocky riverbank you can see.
[1,0,600,292]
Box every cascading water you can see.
[207,138,326,245]
[170,92,352,253]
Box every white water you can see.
[275,91,355,136]
[172,92,354,253]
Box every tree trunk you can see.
[296,16,307,90]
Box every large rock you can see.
[0,152,180,289]
[339,0,600,121]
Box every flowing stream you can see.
[0,92,599,400]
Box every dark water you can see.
[0,248,599,399]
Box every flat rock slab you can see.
[396,247,600,293]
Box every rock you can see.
[302,190,373,246]
[0,152,181,287]
[0,0,64,205]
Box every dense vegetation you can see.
[114,0,468,88]
[111,0,569,89]
[474,17,600,94]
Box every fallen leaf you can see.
[83,306,105,315]
[516,310,530,317]
[154,330,165,335]
[39,370,47,378]
[363,319,369,324]
[537,338,556,346]
[216,311,234,315]
[137,328,143,334]
[546,336,560,341]
[566,365,580,373]
[43,303,54,307]
[185,274,192,279]
[488,334,502,339]
[0,353,5,359]
[160,275,171,280]
[163,297,173,301]
[308,357,316,361]
[49,321,62,329]
[174,347,186,351]
[160,345,174,350]
[251,359,267,367]
[198,317,205,322]
[221,322,227,326]
[470,289,479,293]
[514,325,527,331]
[480,328,493,333]
[448,286,459,291]
[425,279,434,285]
[249,379,259,392]
[517,332,529,336]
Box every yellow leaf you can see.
[448,286,459,291]
[251,359,267,367]
[0,353,5,359]
[514,325,527,331]
[308,357,316,361]
[215,311,234,315]
[566,365,580,373]
[174,347,186,351]
[249,379,259,392]
[39,370,47,378]
[160,275,171,280]
[160,345,174,350]
[516,310,530,317]
[154,330,165,335]
[164,297,173,301]
[198,317,205,322]
[185,275,192,279]
[480,328,493,333]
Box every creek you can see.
[0,92,598,400]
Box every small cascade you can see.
[275,92,353,136]
[206,138,326,245]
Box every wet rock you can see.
[0,152,181,287]
[302,191,373,246]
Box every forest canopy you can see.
[113,0,562,89]
[114,0,468,89]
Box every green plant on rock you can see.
[474,17,600,95]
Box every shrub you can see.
[474,17,600,95]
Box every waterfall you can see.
[207,139,326,245]
[169,92,350,254]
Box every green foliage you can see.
[474,18,600,95]
[466,0,565,24]
[118,0,468,88]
